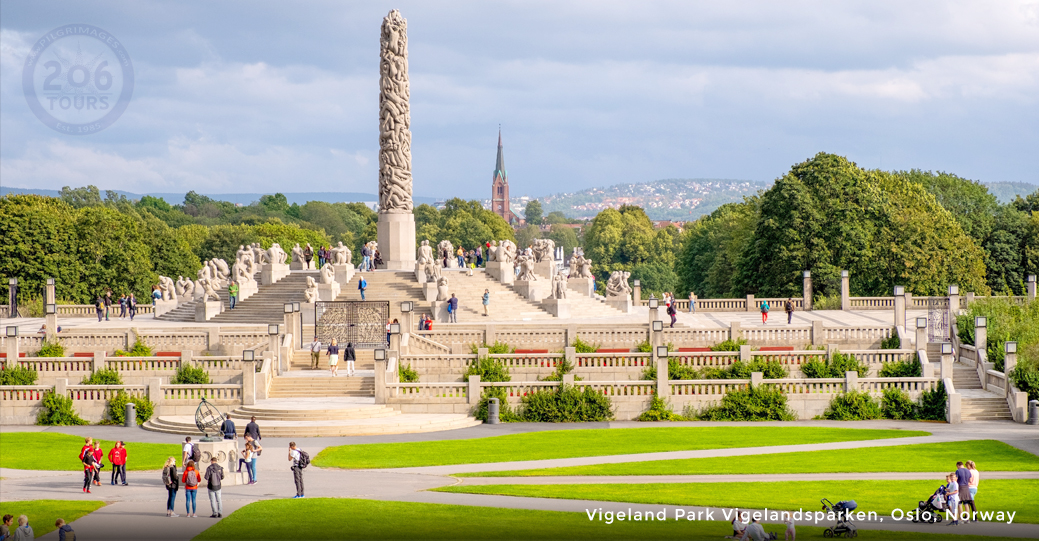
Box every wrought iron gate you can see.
[315,301,389,349]
[927,297,949,343]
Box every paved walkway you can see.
[2,420,1036,540]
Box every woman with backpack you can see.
[181,460,200,517]
[162,457,180,517]
[760,300,770,324]
[666,294,677,328]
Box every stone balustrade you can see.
[0,327,270,356]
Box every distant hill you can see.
[538,178,769,221]
[985,182,1038,204]
[0,187,437,206]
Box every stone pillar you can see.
[242,360,256,406]
[56,378,68,398]
[965,291,975,305]
[729,321,742,342]
[802,271,812,311]
[655,356,669,397]
[1028,275,1036,301]
[562,373,575,386]
[564,347,576,368]
[947,285,960,342]
[750,371,763,388]
[844,371,859,393]
[946,381,961,424]
[840,270,850,311]
[148,378,163,407]
[893,286,906,329]
[633,281,642,305]
[1003,344,1017,383]
[5,330,19,361]
[93,351,106,373]
[915,318,928,349]
[940,348,953,381]
[745,294,755,312]
[648,305,661,326]
[974,318,987,360]
[44,279,57,341]
[467,374,481,405]
[7,278,17,317]
[739,345,752,362]
[811,320,824,346]
[374,358,388,404]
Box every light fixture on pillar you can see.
[941,343,953,355]
[652,320,663,332]
[655,345,669,358]
[1028,275,1036,283]
[948,284,959,295]
[400,301,413,313]
[292,302,300,312]
[284,303,293,314]
[46,277,55,286]
[44,304,56,315]
[243,349,255,362]
[1006,341,1017,354]
[894,286,905,296]
[374,349,387,361]
[916,317,927,329]
[841,270,849,278]
[390,323,401,334]
[5,326,17,338]
[8,278,15,286]
[975,316,986,328]
[633,279,640,287]
[648,297,659,309]
[803,271,810,278]
[267,324,280,335]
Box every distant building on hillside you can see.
[491,129,518,225]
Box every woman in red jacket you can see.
[181,460,200,517]
[108,441,127,485]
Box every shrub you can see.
[463,357,511,383]
[36,339,65,357]
[690,384,796,421]
[473,386,519,422]
[823,391,882,420]
[571,336,600,353]
[813,293,842,310]
[710,338,747,352]
[81,368,123,385]
[881,388,916,420]
[172,364,211,384]
[1010,365,1039,401]
[917,382,948,421]
[957,297,1039,372]
[0,365,38,385]
[881,332,901,350]
[464,357,515,422]
[107,391,155,425]
[801,351,869,378]
[399,363,419,383]
[469,341,514,355]
[519,384,614,422]
[641,359,700,381]
[878,357,922,378]
[37,392,87,425]
[635,340,675,353]
[540,356,580,382]
[113,339,152,357]
[637,396,684,421]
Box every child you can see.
[92,441,105,486]
[946,473,961,525]
[56,518,75,541]
[760,300,770,324]
[81,447,97,493]
[785,515,796,540]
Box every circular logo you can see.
[22,24,134,135]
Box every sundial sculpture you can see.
[194,397,226,442]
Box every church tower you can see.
[491,129,515,224]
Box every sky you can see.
[1,0,1037,201]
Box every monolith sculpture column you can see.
[376,9,417,270]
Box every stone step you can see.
[229,404,398,421]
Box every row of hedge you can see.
[36,391,155,426]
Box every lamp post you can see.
[7,278,17,317]
[267,324,281,373]
[803,271,812,311]
[633,279,642,306]
[5,325,19,360]
[893,285,905,328]
[974,317,987,358]
[915,317,928,350]
[653,344,669,398]
[940,342,953,380]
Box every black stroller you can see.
[912,485,946,523]
[821,499,858,538]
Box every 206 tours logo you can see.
[22,24,135,135]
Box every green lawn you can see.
[0,432,180,471]
[458,440,1039,477]
[192,497,1022,541]
[436,479,1037,523]
[313,427,928,469]
[0,500,105,537]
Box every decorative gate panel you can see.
[927,297,949,343]
[315,301,389,349]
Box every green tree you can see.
[199,224,259,263]
[677,199,759,298]
[259,193,290,214]
[524,199,543,225]
[0,195,85,301]
[547,224,579,256]
[515,224,541,250]
[59,185,103,208]
[75,206,156,300]
[137,210,201,280]
[544,211,569,225]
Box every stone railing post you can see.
[477,347,489,360]
[739,345,752,363]
[1027,275,1036,302]
[729,321,742,342]
[811,320,824,347]
[564,346,576,368]
[566,324,577,348]
[242,360,256,405]
[802,271,812,311]
[915,317,928,349]
[485,324,496,346]
[893,286,906,328]
[745,294,755,312]
[467,374,481,405]
[750,371,763,388]
[56,378,68,398]
[974,317,987,357]
[945,378,961,424]
[181,350,194,370]
[562,373,575,386]
[633,282,642,305]
[148,378,163,408]
[1004,343,1017,388]
[844,371,858,393]
[840,270,850,311]
[947,285,960,341]
[940,345,953,381]
[374,358,387,404]
[93,351,105,373]
[207,328,219,352]
[656,356,669,397]
[5,332,18,361]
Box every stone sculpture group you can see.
[606,270,633,299]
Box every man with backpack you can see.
[785,298,795,325]
[448,293,459,323]
[358,276,367,301]
[204,456,225,518]
[94,295,104,322]
[182,436,201,467]
[288,442,309,499]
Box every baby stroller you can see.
[912,485,946,523]
[821,499,858,538]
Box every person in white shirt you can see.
[288,442,304,499]
[181,437,194,467]
[785,516,796,540]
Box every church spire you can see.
[494,127,506,183]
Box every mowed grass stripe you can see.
[312,427,927,469]
[192,497,1025,541]
[0,432,180,471]
[435,479,1038,524]
[456,440,1039,477]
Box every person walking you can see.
[448,293,459,323]
[327,338,340,377]
[760,300,769,324]
[81,444,97,493]
[91,441,105,486]
[358,275,367,301]
[104,289,113,321]
[785,298,794,324]
[94,294,105,322]
[956,461,974,521]
[182,460,200,517]
[162,457,180,517]
[289,442,306,498]
[308,338,322,369]
[55,519,74,541]
[456,246,465,268]
[128,293,137,321]
[118,294,127,319]
[967,460,980,509]
[228,281,239,310]
[667,295,677,328]
[238,442,255,484]
[11,516,32,541]
[344,341,356,377]
[245,416,262,445]
[482,289,490,317]
[220,416,236,440]
[204,456,224,518]
[303,243,314,270]
[108,440,127,485]
[361,244,371,272]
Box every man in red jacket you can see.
[108,441,128,485]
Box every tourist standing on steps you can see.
[345,341,356,377]
[327,338,340,377]
[482,289,490,317]
[205,456,224,518]
[289,442,305,498]
[361,245,371,272]
[449,293,459,323]
[228,280,239,310]
[760,300,769,324]
[163,456,180,517]
[358,276,367,301]
[182,460,199,517]
[308,338,322,369]
[785,298,794,324]
[108,440,127,485]
[303,243,314,270]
